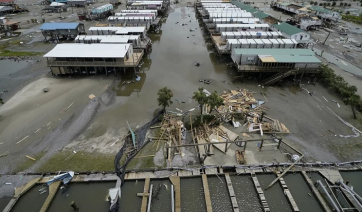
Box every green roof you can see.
[231,1,255,10]
[233,49,320,63]
[273,22,305,35]
[253,11,270,19]
[246,7,258,13]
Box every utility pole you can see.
[323,31,331,45]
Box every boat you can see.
[46,171,75,186]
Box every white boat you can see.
[46,171,75,186]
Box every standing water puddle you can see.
[230,174,262,212]
[208,175,233,212]
[257,173,292,212]
[48,182,115,212]
[284,173,323,212]
[119,180,144,212]
[10,184,48,212]
[181,177,206,212]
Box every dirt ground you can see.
[0,0,362,176]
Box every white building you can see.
[271,22,311,44]
[89,26,147,38]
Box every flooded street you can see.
[231,175,262,212]
[180,177,206,212]
[10,184,48,212]
[208,176,233,212]
[119,180,144,212]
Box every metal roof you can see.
[273,22,305,35]
[270,55,321,63]
[40,23,81,30]
[233,48,315,55]
[44,43,130,58]
[89,27,146,33]
[75,35,139,43]
[253,11,269,19]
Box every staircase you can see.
[263,70,294,86]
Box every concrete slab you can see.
[318,169,343,184]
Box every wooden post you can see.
[259,139,264,151]
[277,138,282,149]
[224,138,228,153]
[243,140,247,151]
[70,201,79,210]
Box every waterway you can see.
[0,197,12,211]
[119,180,144,212]
[284,173,324,212]
[180,177,206,212]
[10,184,48,212]
[256,173,292,212]
[230,174,263,212]
[48,182,115,212]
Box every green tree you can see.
[207,91,224,111]
[157,87,173,112]
[192,87,208,122]
[0,98,3,105]
[347,93,360,119]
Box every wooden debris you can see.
[26,155,36,161]
[235,150,245,164]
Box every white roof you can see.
[282,39,293,44]
[49,2,65,6]
[261,39,272,44]
[217,24,269,28]
[68,0,86,2]
[108,17,152,21]
[210,13,253,18]
[269,39,279,44]
[254,39,263,44]
[75,35,139,43]
[132,1,162,5]
[44,43,130,58]
[247,39,256,44]
[227,39,239,44]
[89,27,146,33]
[239,39,248,44]
[114,12,155,16]
[120,10,157,13]
[277,39,284,44]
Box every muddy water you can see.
[257,174,292,212]
[284,173,323,212]
[10,184,48,212]
[88,4,236,135]
[207,175,233,212]
[119,180,144,212]
[230,174,262,212]
[340,171,362,197]
[150,179,172,212]
[180,177,206,212]
[48,182,115,212]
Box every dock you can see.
[251,173,270,212]
[169,176,181,212]
[277,174,299,212]
[318,169,343,184]
[202,174,213,212]
[224,173,239,212]
[210,35,231,55]
[140,178,151,212]
[39,181,61,212]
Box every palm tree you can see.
[157,87,173,112]
[208,91,224,112]
[192,87,208,122]
[0,98,3,105]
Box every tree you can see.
[340,2,344,6]
[0,98,3,105]
[332,1,336,6]
[207,91,224,111]
[157,87,173,112]
[192,87,208,122]
[347,94,360,119]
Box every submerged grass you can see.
[0,39,43,57]
[38,151,114,172]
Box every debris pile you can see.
[217,89,290,134]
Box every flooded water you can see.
[113,73,147,96]
[150,179,172,212]
[180,177,206,212]
[10,184,48,212]
[119,180,144,212]
[284,173,323,212]
[230,174,262,212]
[340,171,362,197]
[207,175,233,212]
[257,174,292,212]
[0,197,12,211]
[91,3,236,133]
[48,182,115,212]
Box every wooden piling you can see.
[140,178,150,212]
[39,181,62,212]
[224,173,239,212]
[202,174,213,212]
[169,176,181,212]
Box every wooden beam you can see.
[202,174,213,212]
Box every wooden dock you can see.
[251,173,270,212]
[202,174,213,212]
[169,176,181,212]
[277,174,299,212]
[39,181,61,212]
[224,173,239,212]
[301,171,332,212]
[318,169,342,184]
[140,178,150,212]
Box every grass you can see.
[37,151,115,172]
[0,39,43,57]
[15,151,46,173]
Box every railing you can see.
[47,60,139,67]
